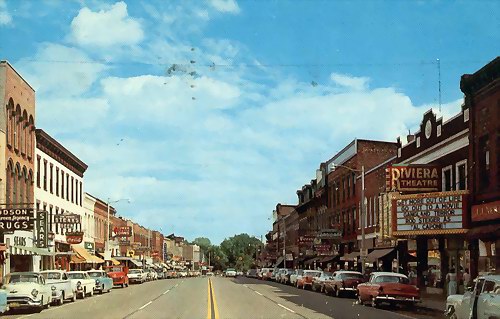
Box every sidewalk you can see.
[419,291,446,312]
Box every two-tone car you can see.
[446,275,500,319]
[290,269,304,286]
[324,271,365,297]
[40,270,76,305]
[3,272,52,311]
[357,272,419,308]
[0,290,7,314]
[87,270,113,294]
[311,271,333,293]
[66,271,96,299]
[297,270,322,290]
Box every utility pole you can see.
[360,165,366,276]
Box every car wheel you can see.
[371,296,377,308]
[320,285,324,293]
[72,292,77,302]
[59,292,64,306]
[357,294,364,306]
[335,287,340,298]
[45,297,51,309]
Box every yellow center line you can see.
[210,278,220,319]
[207,278,211,319]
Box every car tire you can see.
[90,289,94,297]
[59,292,64,306]
[72,292,77,302]
[335,287,341,298]
[45,297,51,309]
[357,294,364,306]
[371,296,377,308]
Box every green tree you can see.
[220,233,261,271]
[191,237,212,257]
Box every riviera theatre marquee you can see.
[391,190,469,236]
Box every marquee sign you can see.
[392,190,468,236]
[386,165,441,193]
[472,200,499,222]
[0,208,35,231]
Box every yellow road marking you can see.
[207,278,211,319]
[210,278,220,319]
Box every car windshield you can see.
[67,273,85,279]
[374,276,410,284]
[88,272,103,278]
[5,274,39,284]
[41,272,61,280]
[129,270,141,274]
[305,271,321,277]
[339,273,364,280]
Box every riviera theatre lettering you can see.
[392,191,467,235]
[0,208,35,231]
[386,165,441,193]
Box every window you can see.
[49,206,53,233]
[61,170,65,199]
[43,160,47,191]
[75,180,78,204]
[342,177,346,202]
[71,177,74,203]
[456,160,467,190]
[352,173,356,196]
[442,165,453,191]
[49,164,53,194]
[347,176,351,199]
[335,182,340,205]
[55,207,59,235]
[482,280,496,293]
[56,168,59,196]
[36,156,41,188]
[478,135,490,191]
[66,174,69,201]
[79,181,83,206]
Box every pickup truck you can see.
[40,270,76,305]
[105,265,129,288]
[66,271,96,299]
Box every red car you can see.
[357,272,419,308]
[106,265,129,288]
[324,271,365,297]
[297,270,321,290]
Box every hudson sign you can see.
[392,190,468,236]
[386,165,441,193]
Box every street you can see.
[3,277,443,319]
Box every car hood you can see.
[446,294,464,306]
[107,272,125,278]
[4,283,40,294]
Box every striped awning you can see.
[9,245,55,256]
[71,245,104,263]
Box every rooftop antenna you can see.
[437,58,441,112]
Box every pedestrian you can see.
[446,268,457,296]
[463,268,471,289]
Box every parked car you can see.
[87,270,113,294]
[66,271,96,299]
[247,269,258,278]
[297,270,322,290]
[290,269,304,286]
[225,268,237,277]
[312,272,333,293]
[3,272,52,311]
[147,269,158,281]
[256,269,263,280]
[357,272,419,308]
[105,265,129,288]
[0,290,7,314]
[128,269,147,284]
[261,268,274,281]
[40,270,76,305]
[445,275,500,319]
[156,270,165,279]
[324,271,365,297]
[275,269,293,284]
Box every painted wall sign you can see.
[0,208,35,231]
[386,165,441,193]
[112,226,132,237]
[472,200,499,222]
[392,190,468,236]
[36,210,48,248]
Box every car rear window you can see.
[339,273,364,280]
[374,275,409,284]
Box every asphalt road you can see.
[2,276,444,319]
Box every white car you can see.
[3,272,52,311]
[40,270,76,305]
[290,269,304,286]
[66,271,95,299]
[225,268,237,277]
[446,275,500,319]
[128,269,147,284]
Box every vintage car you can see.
[40,270,76,305]
[278,269,294,284]
[324,271,365,297]
[260,268,274,281]
[3,272,52,311]
[105,265,129,288]
[357,272,419,308]
[297,270,322,290]
[87,270,113,294]
[445,275,500,319]
[66,271,96,299]
[225,268,237,277]
[311,271,333,293]
[128,269,147,284]
[290,269,304,286]
[0,290,7,314]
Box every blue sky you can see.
[1,0,498,243]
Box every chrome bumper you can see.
[376,295,420,303]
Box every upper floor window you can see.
[61,170,65,199]
[347,175,351,199]
[478,135,490,191]
[49,164,53,194]
[456,160,467,191]
[56,168,59,196]
[442,165,453,191]
[43,160,47,191]
[36,156,41,188]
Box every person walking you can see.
[463,268,471,289]
[446,268,458,296]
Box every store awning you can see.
[274,257,284,268]
[340,251,359,261]
[304,257,320,265]
[9,246,55,256]
[318,255,339,264]
[365,248,394,263]
[71,245,104,263]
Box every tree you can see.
[191,237,211,254]
[220,233,261,271]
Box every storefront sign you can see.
[84,242,94,252]
[36,210,48,248]
[66,232,84,244]
[0,208,35,231]
[13,236,27,246]
[119,240,131,246]
[112,226,132,237]
[386,165,441,193]
[392,191,468,236]
[316,229,342,239]
[54,213,81,225]
[472,200,499,222]
[297,235,315,245]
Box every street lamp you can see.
[330,163,366,275]
[106,198,130,255]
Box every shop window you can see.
[455,160,467,190]
[478,135,490,191]
[442,165,453,191]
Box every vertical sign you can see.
[36,210,48,248]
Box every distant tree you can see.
[191,237,211,252]
[220,234,261,271]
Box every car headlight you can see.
[31,289,39,297]
[51,286,56,291]
[96,280,100,284]
[77,281,81,287]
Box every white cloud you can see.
[18,43,107,97]
[0,0,12,25]
[70,1,144,48]
[330,72,370,91]
[208,0,241,14]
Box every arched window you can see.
[21,110,28,156]
[27,169,33,205]
[13,164,20,204]
[6,160,13,205]
[19,167,27,205]
[14,105,21,151]
[28,116,34,159]
[6,98,14,147]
